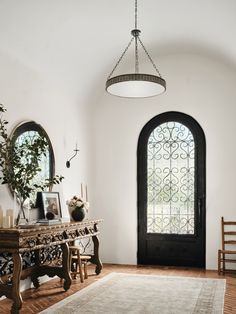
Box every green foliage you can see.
[0,104,64,209]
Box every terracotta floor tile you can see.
[0,264,235,313]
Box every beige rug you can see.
[40,272,225,314]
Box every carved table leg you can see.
[11,252,23,314]
[92,235,103,275]
[31,249,40,288]
[61,242,72,291]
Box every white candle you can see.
[6,209,14,228]
[86,184,88,202]
[3,215,11,228]
[81,183,83,198]
[0,206,3,228]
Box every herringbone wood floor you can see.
[0,264,235,313]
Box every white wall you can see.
[0,49,92,211]
[0,0,235,297]
[0,50,92,290]
[92,53,236,270]
[1,47,236,293]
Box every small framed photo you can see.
[40,192,62,219]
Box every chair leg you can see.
[69,247,90,283]
[222,252,225,274]
[71,256,84,282]
[84,262,88,279]
[73,261,77,280]
[218,250,221,275]
[77,254,84,283]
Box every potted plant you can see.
[0,104,63,225]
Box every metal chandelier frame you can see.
[105,0,166,98]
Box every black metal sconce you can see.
[66,144,80,168]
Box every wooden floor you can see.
[0,264,236,313]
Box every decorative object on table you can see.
[105,0,166,98]
[80,182,88,202]
[0,206,3,228]
[37,218,62,225]
[0,207,14,228]
[45,211,55,220]
[66,143,79,168]
[36,191,62,220]
[6,209,14,227]
[0,104,64,225]
[67,195,89,222]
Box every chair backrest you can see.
[221,216,236,251]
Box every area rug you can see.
[40,272,225,314]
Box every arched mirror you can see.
[11,121,55,206]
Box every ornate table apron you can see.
[0,219,103,314]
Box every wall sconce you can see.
[66,144,79,168]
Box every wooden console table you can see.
[0,219,103,313]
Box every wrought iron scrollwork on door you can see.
[147,121,195,234]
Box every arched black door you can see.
[137,112,206,267]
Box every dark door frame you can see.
[137,111,206,267]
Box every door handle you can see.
[198,198,203,227]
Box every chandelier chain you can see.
[134,0,139,73]
[106,0,166,97]
[107,37,134,79]
[135,37,139,73]
[138,37,162,78]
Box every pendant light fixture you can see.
[105,0,166,98]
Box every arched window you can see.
[11,121,55,206]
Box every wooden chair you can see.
[69,245,91,282]
[218,217,236,274]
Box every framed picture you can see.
[40,192,62,219]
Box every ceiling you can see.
[0,0,236,100]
